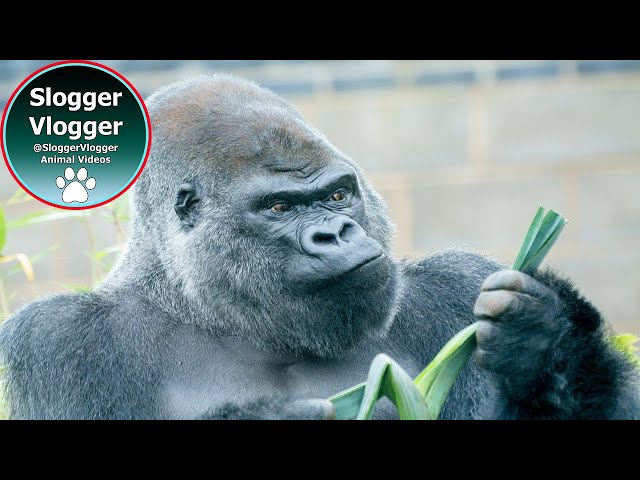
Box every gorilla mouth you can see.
[342,252,385,276]
[311,252,386,289]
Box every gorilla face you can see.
[173,157,400,359]
[143,75,401,358]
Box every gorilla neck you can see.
[101,224,403,359]
[98,223,207,323]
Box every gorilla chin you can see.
[274,254,401,359]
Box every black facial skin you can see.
[244,166,384,289]
[0,74,638,420]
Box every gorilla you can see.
[1,74,639,419]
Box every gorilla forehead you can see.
[146,74,339,177]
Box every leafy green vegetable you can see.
[356,354,431,420]
[415,322,479,420]
[327,382,366,420]
[511,206,546,272]
[513,206,567,274]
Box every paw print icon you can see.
[56,167,96,203]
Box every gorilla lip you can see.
[303,252,385,290]
[341,252,384,276]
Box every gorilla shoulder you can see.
[403,248,504,294]
[0,290,161,350]
[1,292,109,354]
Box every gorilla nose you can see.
[310,219,359,247]
[301,217,382,261]
[295,217,385,284]
[302,217,361,253]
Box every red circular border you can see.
[0,60,152,210]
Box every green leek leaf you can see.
[327,382,366,420]
[356,354,431,420]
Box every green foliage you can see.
[512,206,568,274]
[7,209,88,230]
[329,323,479,420]
[415,322,479,420]
[609,334,640,370]
[5,245,58,279]
[57,283,93,293]
[327,382,366,420]
[356,354,431,420]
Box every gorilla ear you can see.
[174,183,200,228]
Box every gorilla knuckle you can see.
[475,320,500,347]
[482,270,527,292]
[474,290,518,319]
[474,348,496,371]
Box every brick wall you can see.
[1,60,639,335]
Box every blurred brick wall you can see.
[1,60,639,335]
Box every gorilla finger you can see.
[474,290,520,320]
[475,320,502,348]
[481,270,551,298]
[285,399,336,420]
[473,347,500,372]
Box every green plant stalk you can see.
[355,354,432,420]
[327,382,366,420]
[415,322,479,420]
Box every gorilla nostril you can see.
[339,222,356,242]
[312,232,339,246]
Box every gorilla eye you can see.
[271,202,290,213]
[329,190,348,202]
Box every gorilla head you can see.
[127,74,401,358]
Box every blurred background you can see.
[0,60,638,335]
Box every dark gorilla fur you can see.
[0,74,638,419]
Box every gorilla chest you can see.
[159,326,418,419]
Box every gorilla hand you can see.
[472,270,565,402]
[199,397,336,420]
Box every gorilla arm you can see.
[392,250,640,420]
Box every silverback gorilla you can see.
[1,74,639,419]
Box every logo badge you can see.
[1,60,151,209]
